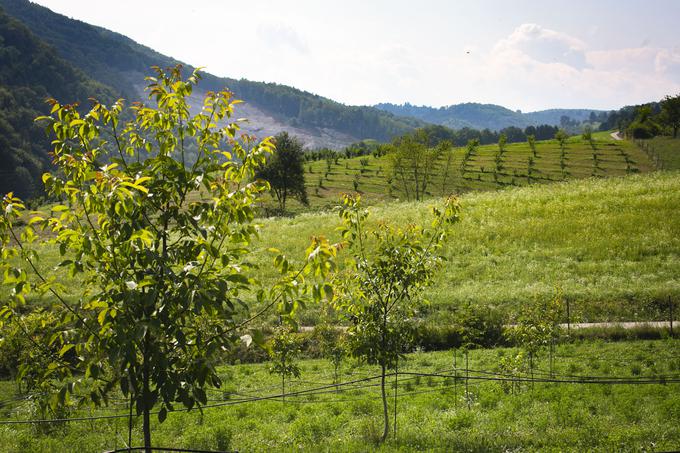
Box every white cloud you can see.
[655,48,680,83]
[587,47,658,74]
[457,23,680,110]
[257,23,309,54]
[495,23,588,69]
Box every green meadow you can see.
[0,339,678,452]
[255,170,680,325]
[3,135,680,452]
[15,169,680,326]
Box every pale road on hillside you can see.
[611,131,624,140]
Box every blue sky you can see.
[33,0,680,111]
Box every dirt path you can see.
[300,321,675,332]
[610,131,623,140]
[560,321,673,330]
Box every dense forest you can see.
[0,7,115,198]
[0,0,423,143]
[597,101,663,136]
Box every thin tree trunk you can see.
[380,309,389,443]
[550,340,554,378]
[380,363,389,443]
[128,393,133,453]
[334,363,339,394]
[393,359,398,439]
[142,359,152,453]
[453,348,457,405]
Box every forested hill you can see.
[374,102,602,131]
[0,0,424,148]
[0,7,116,198]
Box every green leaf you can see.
[98,308,108,325]
[158,407,167,423]
[58,344,75,357]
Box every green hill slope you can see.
[636,136,680,170]
[0,6,115,198]
[270,134,655,213]
[0,0,423,146]
[255,171,680,325]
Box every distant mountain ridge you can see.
[374,102,603,131]
[0,0,424,149]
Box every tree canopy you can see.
[256,131,308,211]
[0,66,337,451]
[661,94,680,138]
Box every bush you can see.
[414,307,506,351]
[0,310,60,380]
[627,121,659,139]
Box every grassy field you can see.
[2,136,678,452]
[269,134,654,213]
[254,170,680,325]
[0,338,678,452]
[637,136,680,170]
[14,170,680,326]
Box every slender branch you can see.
[7,225,101,341]
[110,121,129,171]
[10,307,77,374]
[204,260,310,345]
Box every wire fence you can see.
[1,361,679,426]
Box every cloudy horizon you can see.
[31,0,680,112]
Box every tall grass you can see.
[255,171,680,324]
[641,136,680,170]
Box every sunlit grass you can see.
[270,135,655,214]
[255,171,680,324]
[0,339,678,452]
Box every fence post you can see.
[566,298,571,333]
[465,350,470,410]
[670,296,674,337]
[453,348,457,405]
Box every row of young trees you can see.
[0,66,460,450]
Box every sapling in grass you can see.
[0,66,339,451]
[498,133,507,155]
[315,322,346,391]
[335,193,460,442]
[268,325,302,403]
[527,134,537,157]
[507,288,563,385]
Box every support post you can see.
[465,350,470,410]
[670,296,674,337]
[566,298,571,333]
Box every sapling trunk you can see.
[453,348,457,404]
[380,362,388,442]
[393,359,398,439]
[379,308,390,443]
[142,371,151,452]
[142,339,152,453]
